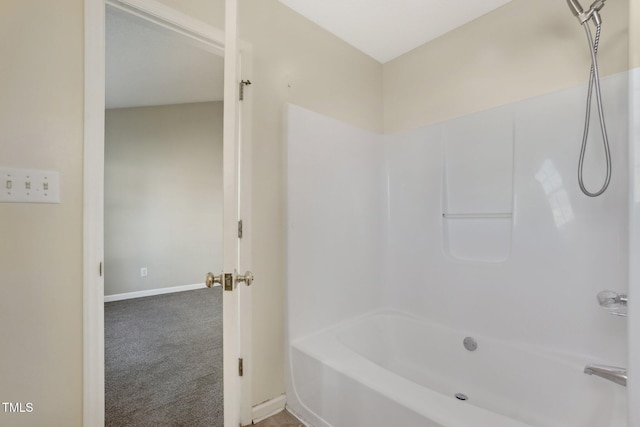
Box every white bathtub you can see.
[286,311,627,427]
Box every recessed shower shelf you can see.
[442,213,512,219]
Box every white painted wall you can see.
[104,102,223,297]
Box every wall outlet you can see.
[140,267,148,277]
[0,167,60,203]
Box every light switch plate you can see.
[0,167,61,203]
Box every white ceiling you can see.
[106,8,224,109]
[277,0,514,63]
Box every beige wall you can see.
[632,0,640,68]
[0,1,83,426]
[105,102,223,296]
[155,0,224,28]
[383,0,630,134]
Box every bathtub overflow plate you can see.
[463,337,477,351]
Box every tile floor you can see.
[252,409,304,427]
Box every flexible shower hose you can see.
[577,22,612,197]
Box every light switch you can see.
[0,168,60,203]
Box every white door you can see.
[222,0,241,423]
[237,50,254,426]
[84,0,251,426]
[222,1,254,425]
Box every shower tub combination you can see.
[290,312,626,427]
[285,66,630,427]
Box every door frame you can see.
[83,0,253,425]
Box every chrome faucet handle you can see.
[597,290,627,308]
[597,290,628,317]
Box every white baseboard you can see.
[252,394,287,424]
[104,282,213,302]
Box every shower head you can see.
[567,0,607,24]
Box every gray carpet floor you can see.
[105,287,223,426]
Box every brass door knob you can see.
[235,270,254,286]
[206,272,223,288]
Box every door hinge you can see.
[238,220,243,239]
[99,262,103,277]
[239,79,251,101]
[238,358,244,376]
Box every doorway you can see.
[103,5,225,425]
[84,0,252,425]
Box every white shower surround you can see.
[628,67,640,427]
[285,71,630,426]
